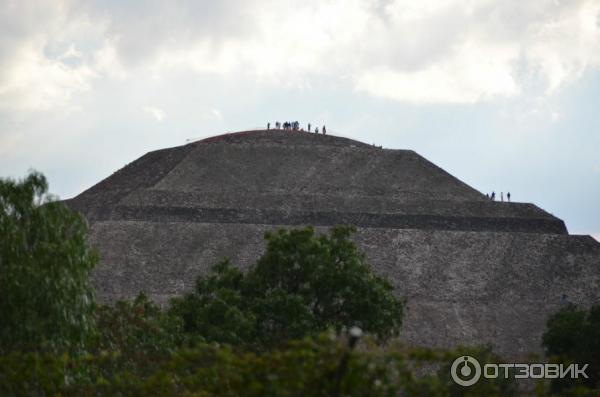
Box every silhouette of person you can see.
[501,192,504,202]
[323,125,327,134]
[267,122,270,130]
[491,191,496,201]
[486,193,489,199]
[315,127,319,134]
[308,123,311,132]
[507,192,511,202]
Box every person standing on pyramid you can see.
[323,125,327,134]
[507,192,511,202]
[308,123,311,132]
[267,122,270,130]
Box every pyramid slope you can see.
[68,130,566,234]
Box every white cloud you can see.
[96,0,600,103]
[94,41,127,79]
[526,0,600,93]
[57,44,83,61]
[2,0,600,111]
[0,3,108,113]
[355,39,520,103]
[143,106,166,122]
[0,43,94,112]
[354,0,600,103]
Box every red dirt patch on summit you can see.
[197,130,268,143]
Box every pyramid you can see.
[65,130,600,359]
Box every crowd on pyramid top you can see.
[267,121,327,134]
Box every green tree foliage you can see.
[436,345,519,397]
[169,259,256,346]
[93,294,185,373]
[0,171,97,353]
[170,226,403,349]
[0,334,520,397]
[542,304,600,392]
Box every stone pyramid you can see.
[65,129,600,359]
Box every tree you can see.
[170,226,403,349]
[542,304,600,392]
[0,333,522,396]
[0,171,97,353]
[168,259,256,346]
[93,293,186,374]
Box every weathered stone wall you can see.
[88,220,600,359]
[154,140,485,202]
[64,144,195,219]
[120,189,555,218]
[99,205,566,234]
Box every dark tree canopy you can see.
[169,259,256,346]
[170,226,403,349]
[0,171,97,353]
[93,293,185,373]
[542,304,600,392]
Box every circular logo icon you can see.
[451,355,481,386]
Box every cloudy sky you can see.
[1,0,599,240]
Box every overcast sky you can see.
[1,0,599,240]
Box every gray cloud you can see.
[71,0,261,66]
[2,0,598,110]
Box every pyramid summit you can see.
[65,129,600,359]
